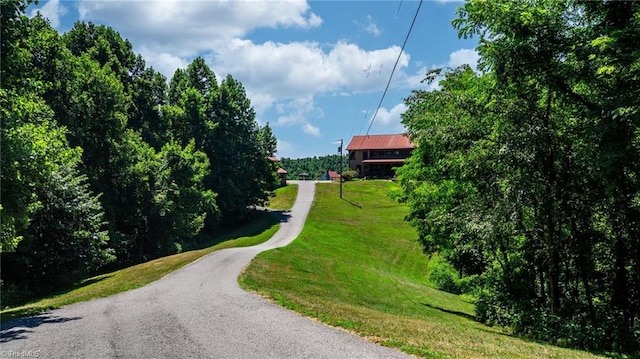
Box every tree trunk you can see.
[542,89,561,313]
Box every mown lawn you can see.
[267,183,298,210]
[1,211,279,323]
[240,181,605,359]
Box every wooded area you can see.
[280,154,344,179]
[398,0,639,354]
[1,1,278,303]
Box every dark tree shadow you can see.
[270,210,292,223]
[1,313,81,343]
[422,302,477,321]
[341,197,362,208]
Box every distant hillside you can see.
[281,155,346,179]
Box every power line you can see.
[395,0,403,19]
[365,0,423,136]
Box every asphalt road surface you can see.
[1,181,411,358]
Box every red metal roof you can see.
[345,134,414,151]
[328,171,340,179]
[277,168,288,174]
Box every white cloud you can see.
[302,123,321,137]
[399,48,479,93]
[77,0,322,57]
[209,39,412,140]
[75,0,425,142]
[274,96,323,137]
[29,0,67,30]
[448,48,480,70]
[138,48,189,79]
[369,103,407,133]
[359,15,381,37]
[212,39,408,99]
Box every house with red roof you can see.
[317,170,341,181]
[345,134,415,178]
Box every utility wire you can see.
[395,0,403,19]
[365,0,423,136]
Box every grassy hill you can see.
[266,183,298,210]
[240,181,605,359]
[1,212,279,323]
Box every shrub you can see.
[341,169,359,181]
[427,255,461,294]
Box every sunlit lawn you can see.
[240,181,606,359]
[267,183,298,210]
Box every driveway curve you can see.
[1,181,411,358]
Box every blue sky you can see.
[29,0,479,159]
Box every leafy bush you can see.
[427,255,458,293]
[341,169,359,181]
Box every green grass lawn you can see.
[240,181,605,359]
[267,183,298,210]
[1,211,279,323]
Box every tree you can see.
[1,6,112,292]
[281,155,345,179]
[63,21,137,90]
[129,67,170,150]
[167,60,276,225]
[257,122,278,157]
[398,0,639,353]
[0,92,113,292]
[150,140,218,251]
[207,74,272,220]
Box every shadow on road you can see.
[1,314,81,343]
[269,210,292,223]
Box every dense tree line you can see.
[280,154,345,179]
[398,0,639,354]
[0,1,277,301]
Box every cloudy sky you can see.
[29,0,479,159]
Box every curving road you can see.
[1,181,411,358]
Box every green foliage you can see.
[428,255,461,294]
[1,2,276,302]
[281,154,345,179]
[2,211,279,317]
[257,122,278,157]
[205,74,273,221]
[129,67,169,149]
[152,139,218,250]
[341,169,359,181]
[0,91,113,294]
[241,181,604,359]
[398,0,640,354]
[427,254,481,296]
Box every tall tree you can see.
[1,4,112,292]
[399,0,639,353]
[1,92,113,291]
[207,74,273,220]
[257,122,278,157]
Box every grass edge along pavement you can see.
[267,183,298,211]
[1,211,280,323]
[239,181,607,359]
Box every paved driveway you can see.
[1,181,411,358]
